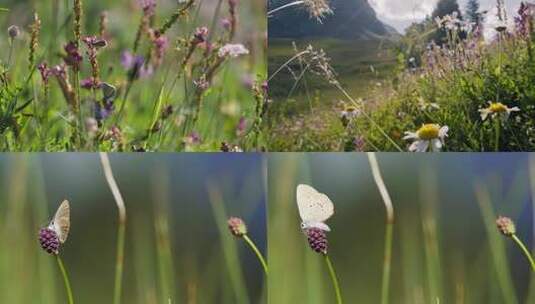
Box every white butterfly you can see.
[49,200,71,244]
[296,184,334,232]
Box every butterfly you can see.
[49,200,70,244]
[100,82,117,103]
[296,184,334,232]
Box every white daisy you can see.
[218,44,249,58]
[478,102,520,121]
[340,105,360,120]
[403,124,449,152]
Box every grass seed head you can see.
[227,217,247,237]
[7,25,19,39]
[496,216,516,236]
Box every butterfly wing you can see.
[296,184,334,223]
[101,82,117,103]
[53,200,70,244]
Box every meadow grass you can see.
[267,3,535,152]
[267,38,397,151]
[0,0,266,151]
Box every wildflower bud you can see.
[305,227,328,255]
[39,227,60,255]
[7,25,20,39]
[496,216,516,236]
[193,27,209,44]
[227,217,247,237]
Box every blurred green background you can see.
[0,153,266,303]
[269,153,535,304]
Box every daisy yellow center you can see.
[489,102,507,113]
[345,106,357,113]
[417,124,440,140]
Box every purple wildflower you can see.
[353,136,366,152]
[138,0,156,16]
[121,51,153,80]
[81,77,100,90]
[39,227,60,255]
[185,131,201,145]
[193,27,209,44]
[151,34,169,67]
[305,227,328,255]
[63,42,83,70]
[38,63,52,84]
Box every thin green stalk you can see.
[494,119,500,152]
[368,153,395,304]
[381,223,393,304]
[325,255,342,304]
[511,234,535,271]
[56,256,74,304]
[99,153,127,304]
[243,234,268,275]
[7,39,14,67]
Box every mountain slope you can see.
[268,0,397,39]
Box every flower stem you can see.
[511,234,535,271]
[56,256,74,304]
[368,153,395,304]
[325,255,343,304]
[494,119,501,152]
[99,153,127,304]
[243,234,268,275]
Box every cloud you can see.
[368,0,523,32]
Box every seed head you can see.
[305,227,328,255]
[496,216,516,236]
[7,25,20,39]
[227,217,247,237]
[39,227,60,255]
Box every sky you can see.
[368,0,523,32]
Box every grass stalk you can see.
[99,153,127,304]
[324,255,342,304]
[511,234,535,271]
[367,153,394,304]
[243,234,269,275]
[474,182,517,304]
[56,256,74,304]
[267,1,304,17]
[494,119,501,152]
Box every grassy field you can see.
[0,154,267,303]
[0,0,266,151]
[267,2,535,152]
[268,153,535,303]
[267,38,398,151]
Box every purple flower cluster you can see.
[305,227,328,255]
[64,42,83,70]
[515,2,535,37]
[121,51,153,80]
[138,0,156,17]
[39,227,60,255]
